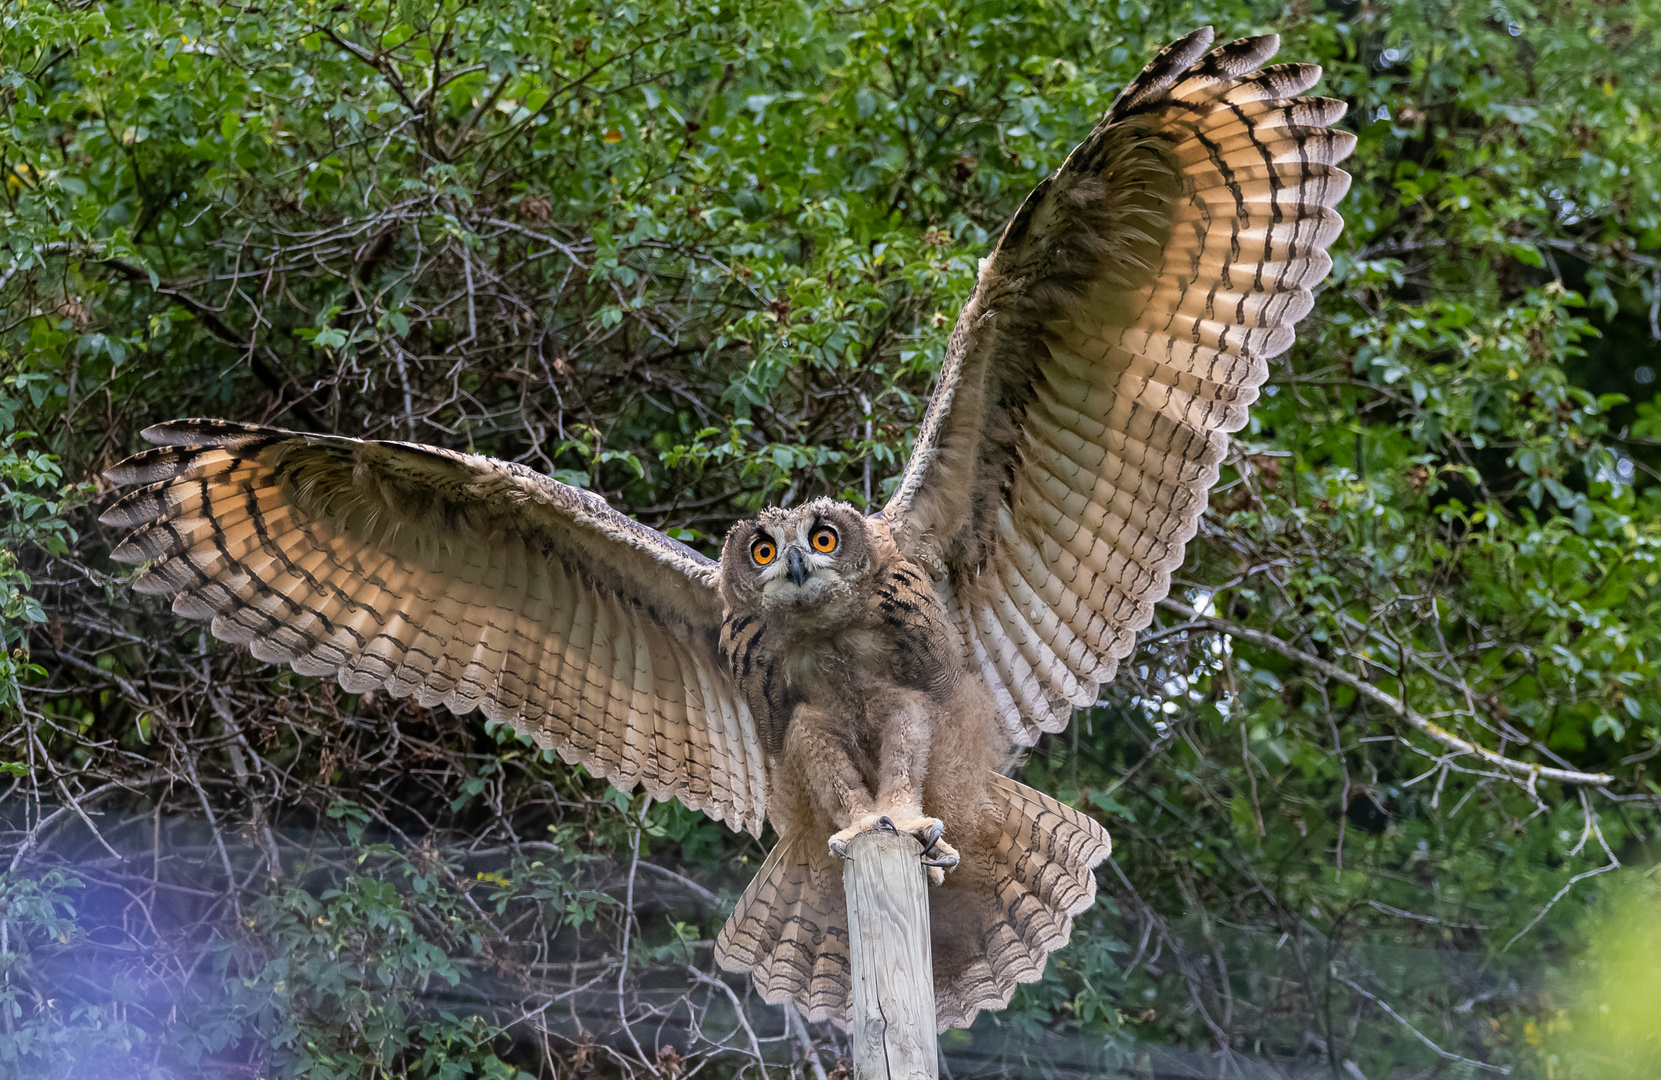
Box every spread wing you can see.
[881,30,1355,743]
[101,420,768,833]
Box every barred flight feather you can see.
[884,27,1354,741]
[101,420,767,835]
[932,773,1112,1029]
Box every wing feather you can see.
[884,29,1353,741]
[102,420,766,833]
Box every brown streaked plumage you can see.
[885,30,1355,750]
[100,28,1351,1032]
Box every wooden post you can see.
[842,825,939,1080]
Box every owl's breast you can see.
[719,605,902,749]
[717,552,961,754]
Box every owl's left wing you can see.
[881,30,1354,743]
[101,420,768,833]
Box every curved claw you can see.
[919,835,960,869]
[830,814,954,868]
[829,814,889,859]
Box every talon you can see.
[920,819,945,848]
[828,814,886,859]
[919,837,960,869]
[876,815,896,833]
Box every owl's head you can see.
[719,498,871,621]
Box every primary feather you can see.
[883,27,1355,743]
[101,419,768,834]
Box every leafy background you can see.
[3,0,1660,1076]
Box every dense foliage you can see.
[3,0,1660,1076]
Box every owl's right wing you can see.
[101,420,768,834]
[880,30,1354,743]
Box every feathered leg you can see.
[782,702,875,830]
[828,688,960,873]
[880,689,961,872]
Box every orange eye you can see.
[811,527,839,553]
[751,538,777,565]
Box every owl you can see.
[99,29,1352,1029]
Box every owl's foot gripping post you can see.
[828,813,960,884]
[813,687,959,877]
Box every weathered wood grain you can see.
[843,826,938,1080]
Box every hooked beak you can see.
[785,547,811,587]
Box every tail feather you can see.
[715,773,1111,1032]
[988,772,1108,918]
[933,774,1111,1029]
[714,832,851,1024]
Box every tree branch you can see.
[1157,599,1615,787]
[90,256,323,430]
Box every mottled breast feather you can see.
[100,419,768,834]
[718,611,795,757]
[881,28,1355,744]
[869,560,961,695]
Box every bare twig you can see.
[1331,971,1511,1074]
[1159,599,1615,787]
[1503,861,1620,951]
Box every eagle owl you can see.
[99,30,1352,1029]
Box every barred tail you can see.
[930,774,1112,1030]
[714,832,852,1023]
[714,775,1111,1031]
